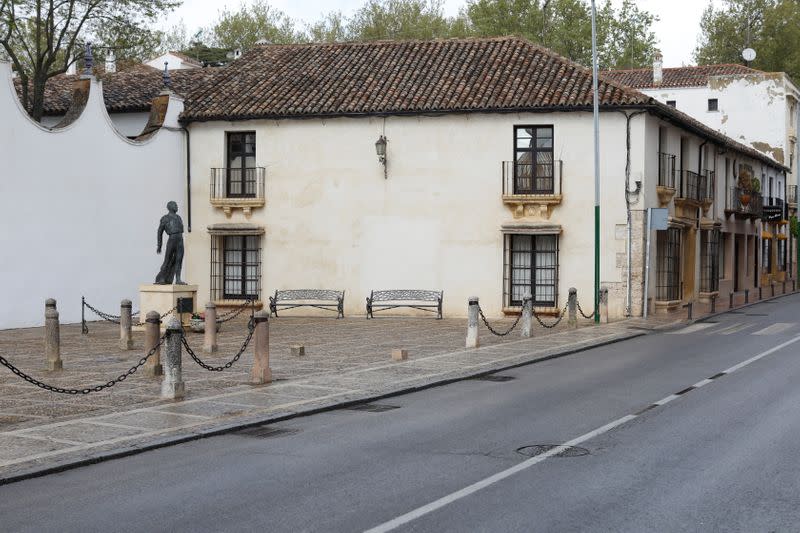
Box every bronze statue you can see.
[155,201,186,285]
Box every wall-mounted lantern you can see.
[375,135,387,178]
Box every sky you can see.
[162,0,721,67]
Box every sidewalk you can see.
[0,309,668,483]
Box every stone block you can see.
[290,344,305,357]
[392,349,408,361]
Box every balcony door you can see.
[514,126,554,194]
[226,132,256,198]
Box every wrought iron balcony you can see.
[210,167,266,218]
[762,196,786,222]
[657,152,676,189]
[501,160,563,219]
[725,187,762,218]
[676,170,710,204]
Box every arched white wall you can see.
[0,62,185,329]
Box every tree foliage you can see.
[694,0,800,80]
[0,0,179,121]
[211,0,302,49]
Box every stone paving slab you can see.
[0,309,671,483]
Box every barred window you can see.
[719,233,726,279]
[656,227,681,301]
[778,239,786,271]
[211,235,262,301]
[700,229,720,292]
[503,234,559,307]
[763,238,772,272]
[514,126,554,194]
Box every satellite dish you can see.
[742,48,756,62]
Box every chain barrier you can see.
[216,299,255,324]
[181,320,255,372]
[576,299,595,320]
[135,305,178,327]
[83,300,122,324]
[532,304,568,329]
[0,334,167,395]
[478,305,522,336]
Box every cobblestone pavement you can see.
[0,301,706,482]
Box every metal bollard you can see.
[203,302,218,353]
[81,296,88,335]
[567,288,577,329]
[520,293,532,338]
[759,286,762,300]
[466,297,479,348]
[783,280,786,294]
[161,317,185,400]
[772,283,775,297]
[710,294,716,314]
[745,289,749,304]
[45,299,62,371]
[144,311,163,377]
[251,311,272,384]
[729,292,734,308]
[119,299,133,350]
[684,301,693,320]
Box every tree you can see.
[464,0,658,68]
[211,0,302,50]
[306,11,350,43]
[346,0,464,41]
[0,0,180,121]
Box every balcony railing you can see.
[210,167,266,218]
[502,160,563,196]
[676,170,709,203]
[658,152,676,189]
[789,184,797,205]
[762,196,786,221]
[726,187,763,218]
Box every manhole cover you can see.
[345,403,400,413]
[235,426,299,439]
[516,445,590,458]
[472,375,515,382]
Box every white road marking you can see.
[666,323,716,335]
[752,323,795,336]
[714,323,754,335]
[364,334,800,533]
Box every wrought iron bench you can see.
[269,289,345,318]
[366,290,443,319]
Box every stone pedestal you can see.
[138,284,198,330]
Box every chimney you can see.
[105,50,116,73]
[653,51,663,86]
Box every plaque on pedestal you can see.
[138,284,198,330]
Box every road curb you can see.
[0,328,644,486]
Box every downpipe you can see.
[619,111,646,317]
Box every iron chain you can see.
[0,334,166,395]
[216,299,255,323]
[576,299,595,320]
[83,300,121,324]
[478,306,522,336]
[532,304,569,329]
[181,321,255,372]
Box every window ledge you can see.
[210,197,265,218]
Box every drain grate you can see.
[345,403,401,413]
[516,445,590,458]
[235,426,299,439]
[472,375,515,382]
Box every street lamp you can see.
[375,135,387,178]
[591,0,600,323]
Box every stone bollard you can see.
[119,299,133,350]
[144,311,163,377]
[392,349,408,361]
[599,289,609,324]
[251,311,272,384]
[567,288,578,329]
[161,317,185,400]
[710,294,717,314]
[45,299,62,371]
[520,293,533,338]
[203,302,218,353]
[466,297,479,348]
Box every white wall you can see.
[0,62,185,329]
[145,53,199,71]
[185,112,637,318]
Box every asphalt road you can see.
[3,295,800,532]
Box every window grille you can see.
[708,98,718,111]
[700,229,720,292]
[778,239,786,271]
[719,233,726,279]
[656,227,681,301]
[211,234,262,301]
[513,126,554,194]
[763,238,772,273]
[503,234,559,307]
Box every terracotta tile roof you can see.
[14,64,220,115]
[182,36,651,121]
[601,64,762,89]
